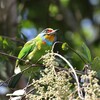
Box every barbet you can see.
[8,28,58,88]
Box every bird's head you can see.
[39,28,58,45]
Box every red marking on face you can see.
[47,29,53,33]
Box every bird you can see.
[8,28,58,88]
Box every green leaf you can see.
[0,36,3,42]
[0,62,7,78]
[62,42,68,51]
[60,0,69,7]
[82,43,91,62]
[3,39,8,49]
[76,43,91,63]
[0,36,3,48]
[91,57,100,78]
[20,20,34,28]
[49,4,58,17]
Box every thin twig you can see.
[22,83,35,99]
[0,35,24,44]
[26,88,35,96]
[0,51,26,62]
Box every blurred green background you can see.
[0,0,100,99]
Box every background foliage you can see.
[0,0,100,100]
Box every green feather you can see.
[15,39,36,67]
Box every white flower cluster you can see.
[42,53,59,68]
[26,53,73,100]
[7,53,100,100]
[81,69,100,100]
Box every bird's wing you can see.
[15,39,36,67]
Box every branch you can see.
[0,51,26,62]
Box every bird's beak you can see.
[47,29,59,35]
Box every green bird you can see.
[8,28,58,88]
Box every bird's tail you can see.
[8,72,22,88]
[8,65,22,88]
